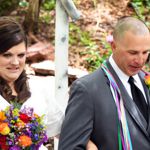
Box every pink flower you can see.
[106,35,113,43]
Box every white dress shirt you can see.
[109,55,147,101]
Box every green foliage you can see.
[0,0,20,15]
[69,23,80,45]
[130,0,150,22]
[144,63,150,72]
[83,36,112,72]
[83,49,102,71]
[40,0,56,23]
[40,12,53,24]
[69,23,112,72]
[19,0,29,7]
[42,0,56,11]
[69,23,95,46]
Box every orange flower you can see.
[0,111,6,121]
[0,123,10,135]
[145,75,150,88]
[18,135,32,147]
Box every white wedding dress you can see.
[0,76,65,150]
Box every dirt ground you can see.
[30,0,134,71]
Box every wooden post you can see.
[55,0,69,110]
[54,1,68,149]
[54,0,80,149]
[55,0,81,112]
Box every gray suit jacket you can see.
[58,61,150,150]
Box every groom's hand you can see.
[86,140,98,150]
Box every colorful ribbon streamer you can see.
[102,62,133,150]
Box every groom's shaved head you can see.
[113,17,150,42]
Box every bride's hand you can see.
[86,140,98,150]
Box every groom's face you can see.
[112,31,150,76]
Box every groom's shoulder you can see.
[73,67,104,86]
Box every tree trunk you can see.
[23,0,43,34]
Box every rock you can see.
[30,60,89,84]
[27,42,54,63]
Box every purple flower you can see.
[8,140,13,145]
[34,134,39,140]
[21,106,34,117]
[43,134,48,143]
[13,116,18,120]
[9,146,21,150]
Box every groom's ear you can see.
[111,41,116,51]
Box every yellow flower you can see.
[0,122,10,135]
[0,111,6,121]
[18,135,32,147]
[12,108,19,116]
[16,120,25,128]
[34,113,39,118]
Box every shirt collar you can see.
[109,55,139,83]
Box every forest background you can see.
[1,0,150,73]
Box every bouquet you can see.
[0,105,48,150]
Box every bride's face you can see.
[0,42,26,84]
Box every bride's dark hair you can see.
[0,16,31,104]
[0,71,31,104]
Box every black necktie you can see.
[128,76,148,122]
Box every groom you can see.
[58,16,150,150]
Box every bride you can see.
[0,17,98,150]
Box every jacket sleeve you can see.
[58,79,94,150]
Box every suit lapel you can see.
[106,61,150,138]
